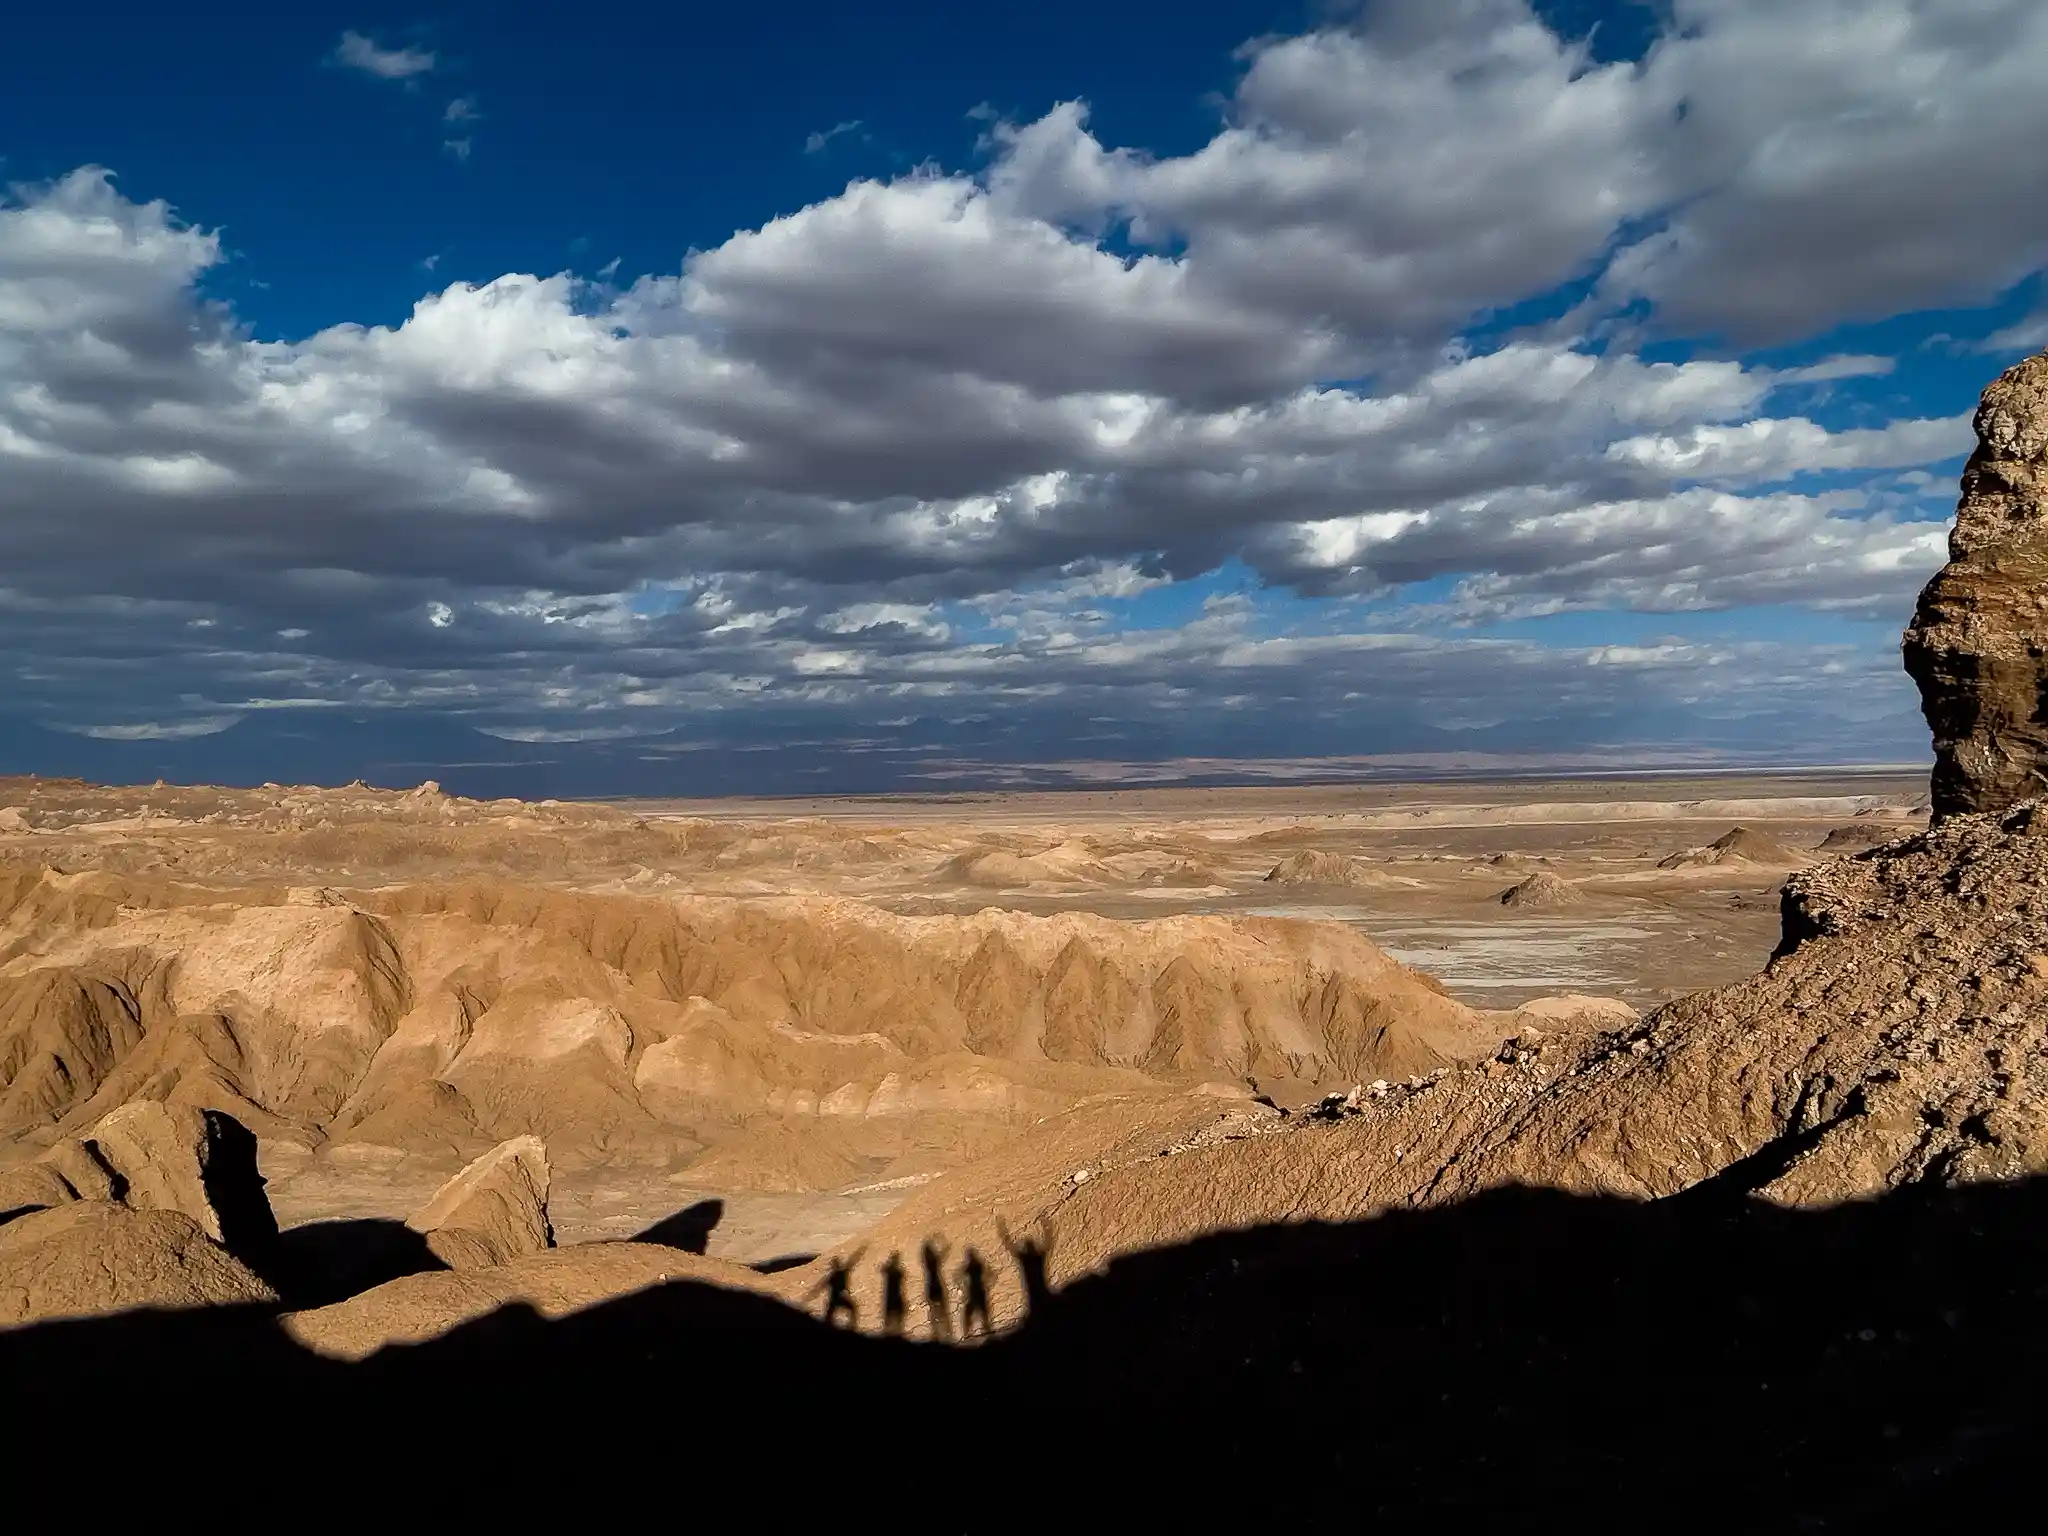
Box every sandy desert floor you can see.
[0,768,1927,1262]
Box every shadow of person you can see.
[632,1198,725,1255]
[921,1238,952,1341]
[997,1216,1052,1317]
[811,1247,864,1328]
[879,1252,907,1336]
[5,1171,2046,1526]
[958,1246,991,1338]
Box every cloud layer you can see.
[4,0,2038,786]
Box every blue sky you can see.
[2,1,1313,338]
[2,0,2043,795]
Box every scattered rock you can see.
[0,1202,275,1327]
[1905,346,2048,820]
[1308,1085,1370,1121]
[406,1135,554,1270]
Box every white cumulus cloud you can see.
[4,0,2035,770]
[333,30,436,81]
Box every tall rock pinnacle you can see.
[1903,347,2048,820]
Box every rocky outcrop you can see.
[1263,851,1415,889]
[0,865,1518,1163]
[1904,346,2048,820]
[37,1136,123,1202]
[1497,871,1581,907]
[816,801,2048,1325]
[405,1135,554,1271]
[0,1136,122,1219]
[0,1103,277,1266]
[0,1160,87,1219]
[84,1102,278,1256]
[1817,823,1899,853]
[1656,826,1807,869]
[0,1202,275,1327]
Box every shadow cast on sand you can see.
[5,1178,2042,1527]
[262,1217,447,1309]
[630,1197,725,1255]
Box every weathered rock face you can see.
[0,1103,277,1266]
[0,1137,123,1219]
[84,1101,278,1257]
[1904,346,2048,820]
[0,1202,276,1327]
[0,1160,86,1219]
[405,1135,554,1271]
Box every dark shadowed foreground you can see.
[4,1177,2039,1529]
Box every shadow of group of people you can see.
[3,1176,2041,1526]
[813,1219,1050,1339]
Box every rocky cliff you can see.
[1904,346,2048,819]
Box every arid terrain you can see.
[0,767,1922,1263]
[5,347,2048,1523]
[1,762,2034,1524]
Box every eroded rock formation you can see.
[84,1101,278,1255]
[406,1135,554,1270]
[0,1202,276,1327]
[0,1101,277,1264]
[810,799,2048,1335]
[1497,871,1581,907]
[1655,826,1807,869]
[1905,346,2048,819]
[0,870,1505,1172]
